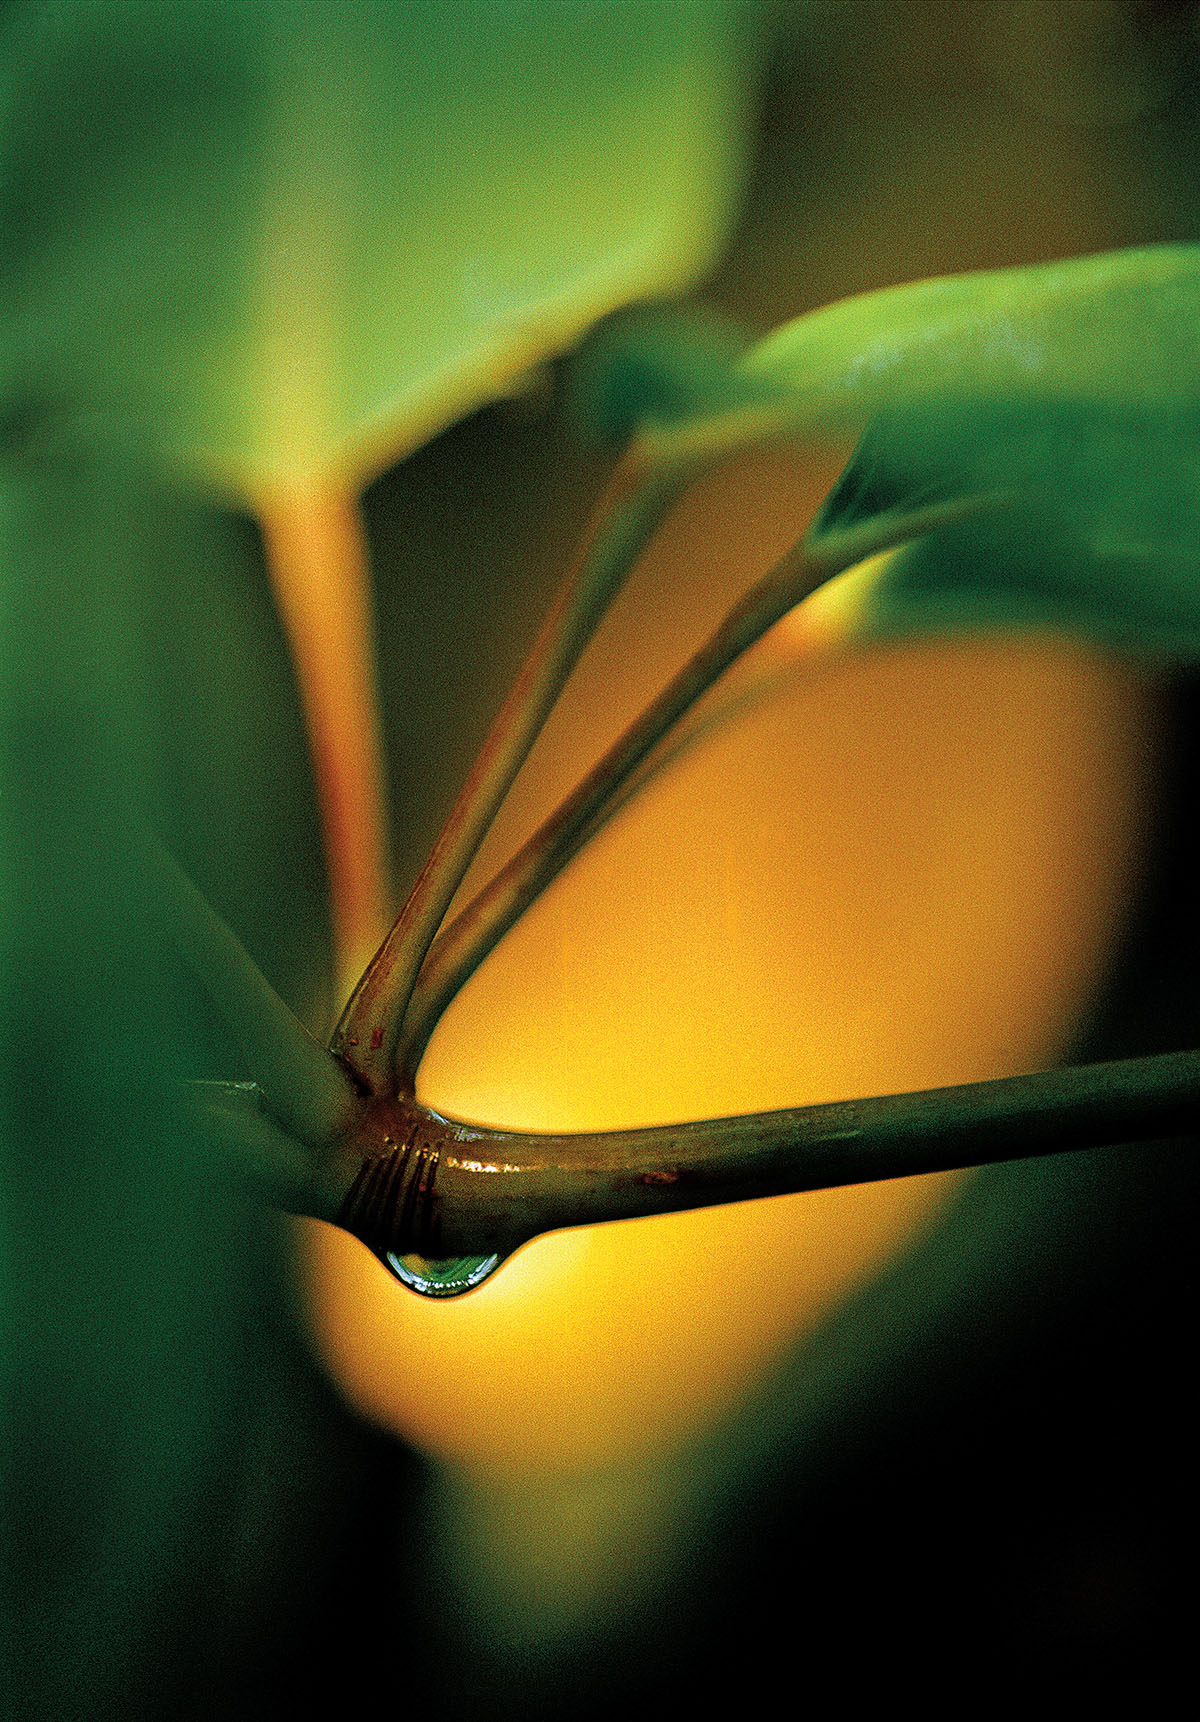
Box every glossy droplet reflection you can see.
[384,1251,505,1298]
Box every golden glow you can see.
[302,447,1156,1480]
[257,481,390,995]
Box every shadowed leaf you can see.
[810,399,1200,656]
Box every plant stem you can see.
[396,495,1000,1085]
[534,617,849,880]
[330,448,687,1095]
[329,1048,1200,1260]
[257,479,391,1000]
[146,838,362,1148]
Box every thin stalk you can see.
[257,480,391,1000]
[146,838,362,1148]
[438,580,863,970]
[330,448,688,1095]
[545,636,837,873]
[397,495,1003,1084]
[329,1048,1200,1260]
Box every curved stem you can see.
[397,495,1000,1085]
[330,448,688,1095]
[328,1049,1200,1261]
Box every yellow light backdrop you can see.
[303,444,1157,1480]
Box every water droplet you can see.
[384,1251,504,1298]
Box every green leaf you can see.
[782,248,1200,655]
[576,241,1200,454]
[741,244,1200,436]
[0,0,746,497]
